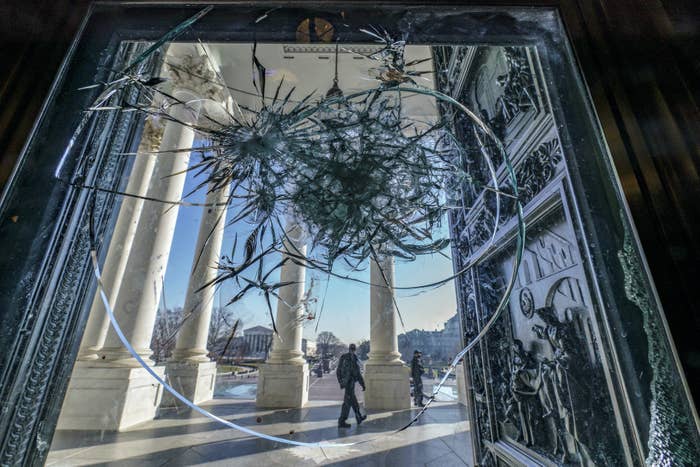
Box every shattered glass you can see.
[0,4,692,466]
[618,224,700,465]
[47,6,525,458]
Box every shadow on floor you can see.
[48,399,471,466]
[78,431,472,467]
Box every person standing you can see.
[411,350,425,407]
[336,343,367,428]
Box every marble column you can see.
[163,181,230,406]
[58,89,202,431]
[364,255,410,410]
[256,221,309,408]
[77,118,163,361]
[100,90,201,364]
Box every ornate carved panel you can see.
[485,205,625,465]
[440,44,687,466]
[0,42,159,465]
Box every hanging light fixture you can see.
[325,42,343,99]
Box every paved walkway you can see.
[47,374,471,466]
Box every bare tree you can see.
[357,339,370,360]
[316,331,341,356]
[150,305,244,364]
[208,306,237,349]
[233,339,249,362]
[150,306,181,363]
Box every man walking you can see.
[336,343,367,428]
[411,350,425,407]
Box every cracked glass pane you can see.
[0,4,694,467]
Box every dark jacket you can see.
[411,356,425,382]
[336,352,365,389]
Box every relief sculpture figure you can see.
[503,308,596,465]
[495,47,537,123]
[506,340,552,447]
[534,306,595,466]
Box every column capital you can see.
[165,52,227,103]
[137,117,165,154]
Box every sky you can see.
[162,150,458,344]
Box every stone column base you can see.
[455,363,469,407]
[162,360,217,407]
[364,363,410,410]
[256,362,309,408]
[57,362,164,431]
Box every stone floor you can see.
[47,374,472,466]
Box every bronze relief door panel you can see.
[439,44,699,465]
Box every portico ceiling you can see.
[205,42,439,123]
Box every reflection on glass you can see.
[37,6,700,467]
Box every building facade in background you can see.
[398,314,462,363]
[242,326,273,359]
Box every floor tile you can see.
[48,375,471,466]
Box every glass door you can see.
[0,4,697,466]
